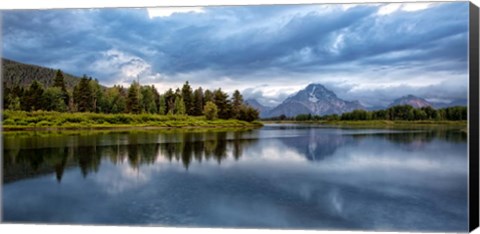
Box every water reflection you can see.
[3,130,258,183]
[3,127,467,183]
[2,125,468,231]
[275,127,466,162]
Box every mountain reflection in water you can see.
[2,125,468,231]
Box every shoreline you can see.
[2,120,466,132]
[261,120,467,130]
[1,110,467,132]
[1,124,262,132]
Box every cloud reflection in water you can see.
[2,126,468,231]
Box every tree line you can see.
[267,104,467,121]
[3,70,259,122]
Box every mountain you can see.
[266,83,365,117]
[448,98,468,106]
[244,98,272,118]
[432,98,468,109]
[388,95,432,108]
[2,58,82,90]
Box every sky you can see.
[1,2,470,107]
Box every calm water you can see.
[2,124,468,231]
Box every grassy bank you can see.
[262,119,467,129]
[1,110,262,131]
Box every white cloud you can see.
[341,4,359,11]
[147,7,205,18]
[377,2,437,15]
[330,33,345,54]
[401,2,434,12]
[377,3,402,15]
[89,49,169,86]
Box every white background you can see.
[0,0,479,234]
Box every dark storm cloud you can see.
[1,2,469,105]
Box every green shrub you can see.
[1,110,261,129]
[3,112,11,120]
[36,120,53,126]
[204,102,218,120]
[109,115,133,124]
[2,119,15,125]
[16,119,28,126]
[65,116,83,123]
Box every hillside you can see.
[2,58,82,90]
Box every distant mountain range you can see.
[389,95,467,109]
[246,84,468,118]
[431,98,468,109]
[244,99,272,118]
[388,95,432,108]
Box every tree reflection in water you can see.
[1,126,468,231]
[2,127,466,183]
[3,130,259,183]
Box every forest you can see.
[267,105,468,122]
[2,69,260,122]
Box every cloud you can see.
[242,86,294,107]
[90,49,152,85]
[147,7,205,18]
[1,2,469,108]
[377,2,438,15]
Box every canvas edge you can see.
[0,1,477,233]
[469,1,480,232]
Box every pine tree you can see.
[204,89,213,103]
[175,88,181,97]
[231,90,243,119]
[115,86,127,113]
[164,88,175,115]
[192,87,204,116]
[53,69,67,91]
[73,76,94,112]
[181,81,194,115]
[213,88,231,119]
[127,81,142,114]
[53,69,70,107]
[152,85,160,112]
[141,86,157,113]
[89,78,103,112]
[22,80,45,111]
[3,82,11,109]
[3,83,23,110]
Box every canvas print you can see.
[1,1,476,232]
